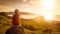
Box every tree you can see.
[0,12,8,18]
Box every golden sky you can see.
[0,0,60,15]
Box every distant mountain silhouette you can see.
[5,12,35,15]
[54,15,60,21]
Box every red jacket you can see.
[12,14,20,25]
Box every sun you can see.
[43,13,53,20]
[34,0,55,20]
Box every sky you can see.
[0,0,60,15]
[0,0,40,12]
[0,0,60,20]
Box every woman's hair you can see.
[15,9,19,14]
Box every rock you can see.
[6,25,24,34]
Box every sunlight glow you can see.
[43,12,53,20]
[34,0,55,20]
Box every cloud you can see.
[0,5,8,11]
[0,0,39,6]
[0,0,41,12]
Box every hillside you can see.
[0,12,60,34]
